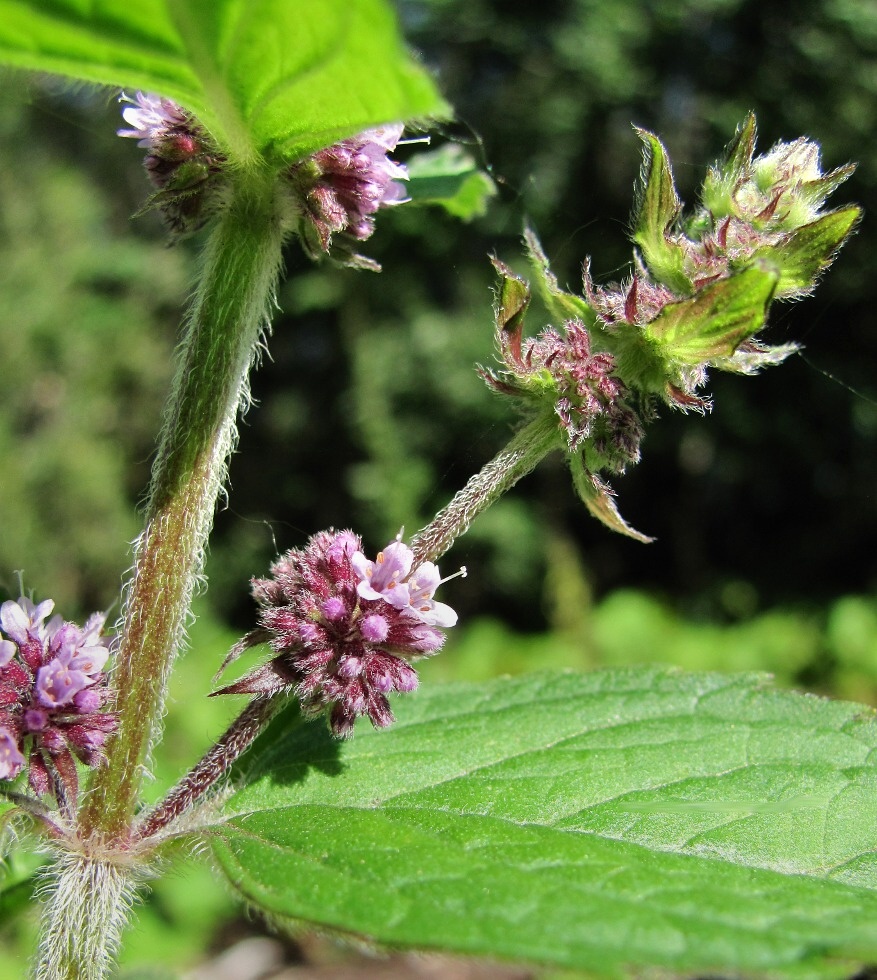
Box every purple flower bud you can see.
[361,613,389,643]
[321,597,347,621]
[393,662,419,693]
[338,655,363,679]
[73,689,101,713]
[23,708,48,732]
[297,620,323,645]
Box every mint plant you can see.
[0,2,873,979]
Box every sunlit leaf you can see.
[0,0,449,166]
[756,206,862,299]
[210,669,877,977]
[631,128,690,293]
[644,264,778,363]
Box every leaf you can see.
[644,263,778,364]
[569,464,653,543]
[722,111,758,175]
[490,257,530,335]
[756,206,863,299]
[209,669,877,977]
[631,129,691,293]
[0,0,450,167]
[405,144,496,220]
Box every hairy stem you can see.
[409,413,558,565]
[35,853,140,980]
[133,693,288,843]
[80,171,285,843]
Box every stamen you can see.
[438,566,468,587]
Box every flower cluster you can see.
[482,307,644,474]
[478,118,859,540]
[118,91,226,236]
[119,92,410,263]
[214,531,460,737]
[288,124,409,267]
[0,596,116,807]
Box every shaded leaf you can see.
[490,257,530,335]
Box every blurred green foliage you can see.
[0,73,186,614]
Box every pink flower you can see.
[117,91,190,150]
[0,727,25,781]
[290,125,409,264]
[215,530,459,737]
[117,91,226,236]
[0,595,116,805]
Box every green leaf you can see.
[569,464,653,543]
[631,129,690,293]
[406,144,496,220]
[700,113,757,219]
[644,263,778,364]
[490,257,530,336]
[210,669,877,977]
[723,111,758,175]
[0,0,449,167]
[0,846,46,923]
[755,206,862,299]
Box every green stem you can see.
[79,171,285,844]
[409,413,558,565]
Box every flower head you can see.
[481,259,646,476]
[0,596,116,805]
[118,91,227,236]
[289,125,409,267]
[215,530,459,737]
